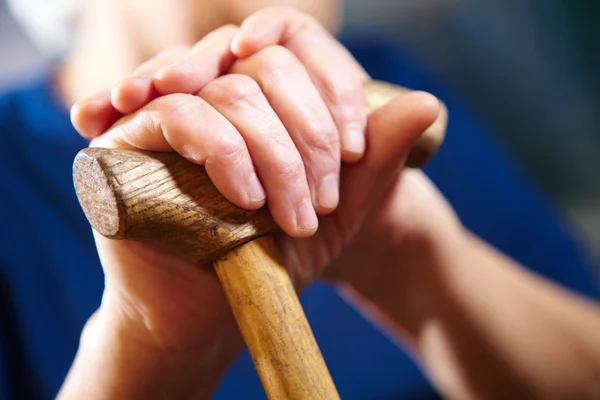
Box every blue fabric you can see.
[0,38,598,400]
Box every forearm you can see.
[343,228,600,400]
[58,306,243,400]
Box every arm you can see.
[347,34,599,298]
[340,217,600,400]
[57,307,242,399]
[344,45,600,398]
[68,7,600,399]
[62,6,441,396]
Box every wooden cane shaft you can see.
[73,79,447,400]
[215,236,339,399]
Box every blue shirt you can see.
[1,38,598,400]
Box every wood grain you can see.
[74,80,447,263]
[73,80,448,399]
[73,147,276,264]
[215,236,339,399]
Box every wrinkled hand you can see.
[70,6,455,395]
[73,8,376,235]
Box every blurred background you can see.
[1,0,598,266]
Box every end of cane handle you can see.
[73,80,446,262]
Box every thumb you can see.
[336,91,441,227]
[261,91,441,285]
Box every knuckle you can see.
[162,93,204,117]
[271,150,305,183]
[157,93,205,138]
[295,116,339,156]
[201,74,262,108]
[318,78,366,126]
[282,100,339,157]
[109,106,163,150]
[254,45,298,75]
[210,136,247,168]
[319,77,357,109]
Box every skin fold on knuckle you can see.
[318,77,361,122]
[294,114,339,155]
[158,94,209,157]
[201,74,262,109]
[100,108,163,151]
[251,45,299,83]
[206,136,248,171]
[269,149,306,193]
[205,140,257,207]
[294,121,339,190]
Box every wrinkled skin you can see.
[66,6,458,398]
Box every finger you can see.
[71,46,189,138]
[153,25,239,96]
[200,74,317,237]
[231,46,341,215]
[111,45,189,114]
[91,93,265,210]
[231,7,369,162]
[276,91,441,285]
[337,91,441,230]
[71,90,123,139]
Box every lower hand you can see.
[67,7,453,398]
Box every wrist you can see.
[58,302,242,400]
[335,220,470,334]
[341,212,467,299]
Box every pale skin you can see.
[56,2,600,399]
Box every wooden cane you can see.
[73,80,447,400]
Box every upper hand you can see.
[72,6,391,237]
[69,6,449,394]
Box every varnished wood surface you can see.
[73,148,276,264]
[73,80,447,263]
[215,236,339,399]
[73,79,448,400]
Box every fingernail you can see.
[247,173,266,204]
[343,124,365,156]
[296,199,318,233]
[317,173,339,211]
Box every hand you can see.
[73,7,370,161]
[74,8,376,236]
[67,7,451,398]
